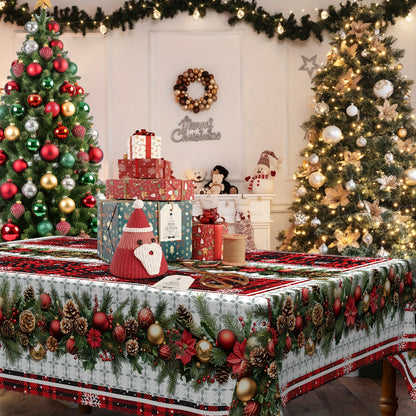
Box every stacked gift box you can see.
[192,222,228,261]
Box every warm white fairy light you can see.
[193,8,200,19]
[277,23,284,35]
[99,23,108,34]
[237,8,245,19]
[406,12,413,22]
[153,7,161,19]
[0,2,5,10]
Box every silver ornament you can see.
[88,128,99,140]
[24,21,39,34]
[309,171,326,188]
[62,175,76,191]
[374,28,380,35]
[24,117,39,133]
[361,49,368,57]
[384,152,394,165]
[404,94,410,101]
[346,103,358,117]
[294,211,308,226]
[22,38,39,55]
[311,217,321,227]
[319,243,329,254]
[22,179,37,199]
[95,191,106,201]
[314,101,329,115]
[373,79,394,99]
[296,185,307,196]
[390,134,399,143]
[357,200,365,209]
[404,168,416,185]
[339,29,346,40]
[322,125,343,144]
[356,136,367,147]
[363,232,373,246]
[33,154,41,162]
[345,179,356,191]
[377,246,390,258]
[309,154,319,164]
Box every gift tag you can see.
[159,203,182,241]
[152,274,194,291]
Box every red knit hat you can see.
[110,199,168,280]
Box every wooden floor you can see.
[0,375,415,416]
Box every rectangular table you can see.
[0,236,415,415]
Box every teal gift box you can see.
[97,200,192,263]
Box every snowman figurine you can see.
[245,150,282,194]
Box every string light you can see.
[320,10,329,20]
[153,7,161,20]
[193,8,200,19]
[99,23,108,34]
[237,8,245,19]
[277,23,285,35]
[406,12,413,21]
[0,2,5,10]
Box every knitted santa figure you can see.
[110,199,168,280]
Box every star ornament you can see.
[322,183,350,209]
[375,100,398,121]
[335,68,363,92]
[347,20,371,39]
[376,175,398,190]
[329,225,360,253]
[299,55,319,78]
[362,198,386,222]
[35,0,52,8]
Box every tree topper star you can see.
[299,55,319,78]
[35,0,52,8]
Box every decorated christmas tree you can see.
[280,5,416,258]
[0,1,105,241]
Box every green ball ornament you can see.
[41,77,54,90]
[37,219,53,236]
[80,173,96,185]
[33,202,47,217]
[78,102,90,114]
[10,103,25,118]
[60,152,75,168]
[90,217,98,233]
[0,105,8,120]
[67,61,78,75]
[26,138,40,152]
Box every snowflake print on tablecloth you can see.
[81,392,101,407]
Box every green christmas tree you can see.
[0,7,105,241]
[280,5,416,259]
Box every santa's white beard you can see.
[134,243,163,276]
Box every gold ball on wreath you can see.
[29,342,45,361]
[397,128,407,138]
[305,337,316,356]
[383,280,391,297]
[40,172,58,190]
[196,339,213,363]
[236,377,257,402]
[4,123,20,141]
[147,322,164,345]
[61,100,76,117]
[58,197,75,214]
[363,293,370,312]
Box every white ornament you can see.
[315,101,329,115]
[311,217,321,227]
[390,134,399,143]
[356,136,367,147]
[22,179,37,198]
[357,200,365,209]
[374,28,380,35]
[339,29,346,39]
[363,232,373,246]
[294,211,308,226]
[62,175,76,191]
[361,49,368,57]
[308,171,326,188]
[22,38,39,54]
[309,154,319,164]
[404,168,416,185]
[373,79,394,99]
[345,179,356,191]
[25,21,39,34]
[319,243,329,254]
[24,117,39,133]
[33,154,41,162]
[384,152,394,165]
[322,125,343,144]
[88,128,99,140]
[309,97,317,110]
[346,103,359,117]
[95,191,106,201]
[296,185,307,196]
[377,246,390,258]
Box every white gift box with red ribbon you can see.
[128,129,162,159]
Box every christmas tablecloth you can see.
[0,237,415,416]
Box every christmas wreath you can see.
[173,68,218,113]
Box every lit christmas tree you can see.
[0,3,105,241]
[280,5,416,258]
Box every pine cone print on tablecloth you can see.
[249,346,269,368]
[326,311,335,330]
[312,303,324,327]
[23,286,35,302]
[276,315,286,334]
[282,296,294,317]
[393,292,399,306]
[126,339,139,356]
[18,333,29,346]
[1,320,15,338]
[74,317,88,335]
[63,299,80,320]
[177,304,195,328]
[286,314,296,332]
[215,365,231,384]
[124,318,139,335]
[19,310,36,333]
[46,336,58,352]
[297,331,306,348]
[60,317,73,334]
[267,361,278,379]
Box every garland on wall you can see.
[0,0,414,39]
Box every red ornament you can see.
[54,123,69,139]
[49,318,62,338]
[301,288,309,304]
[27,62,42,77]
[39,46,53,60]
[388,266,395,282]
[93,311,110,332]
[380,297,386,309]
[88,146,104,163]
[66,337,78,355]
[4,80,19,94]
[333,298,342,317]
[0,129,4,141]
[1,220,20,241]
[45,100,60,117]
[56,219,71,236]
[284,335,292,353]
[295,315,303,335]
[72,124,86,138]
[27,93,43,107]
[399,280,405,295]
[354,285,362,303]
[0,150,9,165]
[217,329,237,351]
[12,61,25,77]
[50,39,63,49]
[53,56,68,73]
[12,159,28,173]
[0,309,4,325]
[406,271,413,286]
[82,194,96,208]
[40,293,52,311]
[74,84,85,95]
[158,344,173,361]
[47,20,60,32]
[243,401,261,416]
[11,202,25,218]
[40,141,59,161]
[77,150,89,163]
[0,180,18,200]
[112,324,127,343]
[60,81,75,96]
[137,307,155,330]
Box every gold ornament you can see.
[363,293,370,312]
[4,123,20,141]
[308,171,326,189]
[61,101,76,117]
[29,342,45,361]
[58,197,75,214]
[397,128,408,139]
[40,172,58,190]
[384,280,391,297]
[305,337,316,356]
[405,168,416,186]
[196,339,213,363]
[147,322,164,345]
[357,200,365,209]
[236,377,257,402]
[397,139,416,154]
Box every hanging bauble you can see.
[90,216,98,233]
[33,201,47,217]
[44,100,60,117]
[236,377,257,402]
[78,101,90,114]
[24,117,39,134]
[41,76,54,90]
[137,307,155,329]
[80,173,96,185]
[53,56,68,73]
[40,141,59,161]
[345,179,356,191]
[22,38,39,54]
[39,46,53,60]
[319,243,329,254]
[27,62,42,77]
[62,175,76,191]
[88,128,99,140]
[243,401,261,416]
[74,84,84,95]
[294,211,308,226]
[40,172,58,190]
[322,125,343,144]
[363,232,373,246]
[1,220,20,241]
[147,323,165,345]
[305,337,316,356]
[311,217,321,227]
[26,137,40,152]
[72,124,86,138]
[195,339,213,363]
[60,152,75,168]
[384,152,394,165]
[95,190,106,201]
[373,79,394,99]
[217,329,237,351]
[60,81,75,96]
[12,61,25,77]
[377,246,390,258]
[67,61,78,75]
[60,101,76,117]
[56,218,71,236]
[158,344,173,361]
[346,103,359,117]
[397,128,407,138]
[58,197,75,214]
[12,158,28,174]
[22,179,37,198]
[0,105,8,119]
[27,93,43,107]
[308,171,326,188]
[93,311,109,332]
[37,219,53,236]
[390,134,399,143]
[11,202,25,219]
[296,185,307,196]
[89,146,104,163]
[361,49,368,57]
[4,124,19,141]
[77,150,90,163]
[65,336,78,355]
[404,168,416,186]
[50,39,64,49]
[4,80,19,94]
[82,193,96,208]
[309,154,319,164]
[0,180,18,200]
[53,123,69,139]
[25,20,39,34]
[10,103,25,117]
[356,136,367,147]
[0,129,3,141]
[47,20,60,32]
[314,101,329,115]
[383,280,391,297]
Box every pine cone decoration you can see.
[126,339,139,356]
[60,317,73,334]
[63,300,80,320]
[276,315,286,334]
[215,364,231,384]
[124,318,139,335]
[249,346,268,368]
[18,333,29,346]
[282,296,294,317]
[267,361,278,379]
[297,331,306,348]
[326,311,335,330]
[316,326,324,341]
[312,303,324,327]
[46,336,58,352]
[1,320,15,338]
[19,310,36,333]
[74,317,88,336]
[393,292,399,306]
[23,286,35,302]
[355,317,362,331]
[286,314,296,332]
[312,285,320,294]
[177,304,195,328]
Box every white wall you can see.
[0,1,415,248]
